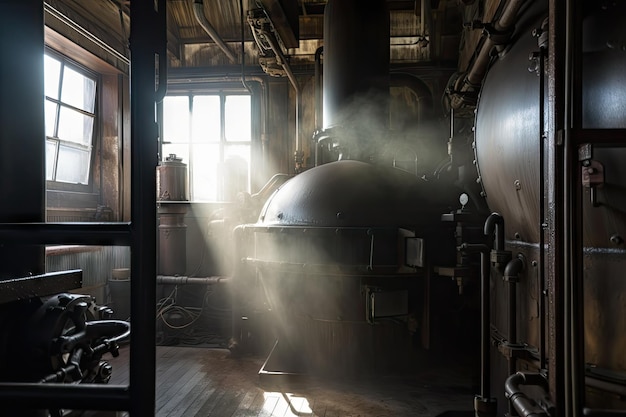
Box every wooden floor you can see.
[84,344,476,417]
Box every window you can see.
[162,93,252,202]
[44,50,97,186]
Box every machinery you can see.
[0,271,130,416]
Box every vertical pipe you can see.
[459,242,495,415]
[314,46,323,132]
[129,0,162,414]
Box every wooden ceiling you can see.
[44,0,471,72]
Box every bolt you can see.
[610,234,623,245]
[531,260,538,267]
[514,180,522,190]
[514,232,521,239]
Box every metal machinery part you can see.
[157,154,189,276]
[473,0,626,414]
[231,160,477,377]
[0,282,130,415]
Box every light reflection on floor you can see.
[261,392,314,416]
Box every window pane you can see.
[225,95,251,142]
[61,66,96,112]
[221,145,250,200]
[56,145,90,184]
[163,96,190,144]
[57,106,94,145]
[45,100,58,137]
[44,55,61,99]
[46,139,57,181]
[191,143,220,201]
[192,95,220,142]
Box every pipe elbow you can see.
[505,372,550,417]
[484,212,505,250]
[504,254,525,282]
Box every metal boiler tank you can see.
[473,0,626,411]
[233,160,459,375]
[228,0,477,376]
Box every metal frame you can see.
[0,0,165,414]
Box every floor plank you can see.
[87,345,476,417]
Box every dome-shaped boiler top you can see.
[259,160,453,228]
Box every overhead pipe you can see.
[192,0,238,63]
[450,0,527,108]
[504,372,550,417]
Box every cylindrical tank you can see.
[322,0,390,159]
[474,1,626,410]
[157,154,189,201]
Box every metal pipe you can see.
[239,0,252,93]
[314,46,324,132]
[192,0,238,63]
[156,275,228,285]
[484,212,505,251]
[504,253,525,399]
[504,254,525,343]
[450,0,527,109]
[504,372,550,417]
[458,242,493,411]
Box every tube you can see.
[450,0,527,109]
[192,0,238,63]
[504,372,550,417]
[458,242,492,407]
[484,212,505,251]
[314,46,324,132]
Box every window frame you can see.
[44,47,99,193]
[161,89,254,202]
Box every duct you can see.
[449,0,527,109]
[504,372,550,417]
[192,0,238,63]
